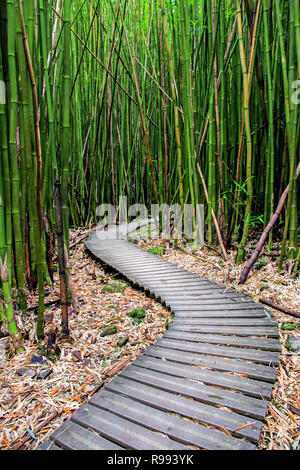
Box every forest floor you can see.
[0,227,299,450]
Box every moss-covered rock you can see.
[117,336,129,347]
[100,325,117,337]
[101,282,125,294]
[127,308,146,324]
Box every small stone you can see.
[17,368,36,379]
[117,337,128,347]
[37,369,52,380]
[72,350,83,362]
[100,326,117,337]
[31,355,47,365]
[286,336,300,353]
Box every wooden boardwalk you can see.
[39,225,280,451]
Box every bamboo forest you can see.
[0,0,299,453]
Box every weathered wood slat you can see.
[131,270,200,277]
[155,337,279,365]
[119,365,268,419]
[37,439,62,450]
[164,293,245,300]
[71,404,190,450]
[49,420,124,450]
[167,297,262,307]
[164,329,281,351]
[90,390,255,450]
[171,310,267,318]
[167,296,261,304]
[105,376,262,443]
[134,355,273,399]
[168,302,269,311]
[145,345,276,382]
[170,317,275,326]
[170,324,279,337]
[125,274,207,284]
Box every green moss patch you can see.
[127,308,146,325]
[101,282,125,294]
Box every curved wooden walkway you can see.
[39,224,281,451]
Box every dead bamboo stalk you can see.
[259,298,300,319]
[239,162,300,284]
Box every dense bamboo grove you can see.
[0,0,299,348]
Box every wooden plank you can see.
[172,308,272,317]
[164,329,281,351]
[171,310,267,318]
[145,345,276,382]
[170,324,279,337]
[155,337,279,365]
[90,389,255,450]
[71,403,190,450]
[167,299,253,308]
[140,282,217,292]
[153,285,244,293]
[130,270,199,280]
[103,258,168,267]
[119,365,268,420]
[166,296,255,304]
[134,355,273,399]
[142,284,214,293]
[126,273,202,283]
[169,302,267,311]
[140,273,205,281]
[172,318,275,326]
[50,420,123,450]
[37,439,62,450]
[119,265,190,273]
[105,376,262,443]
[163,293,244,300]
[128,270,194,279]
[106,253,164,261]
[143,278,212,285]
[155,290,260,301]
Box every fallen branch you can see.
[259,298,300,319]
[10,410,63,450]
[176,247,222,270]
[102,356,133,378]
[69,232,89,250]
[239,162,300,284]
[287,404,300,417]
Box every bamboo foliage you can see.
[0,0,298,349]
